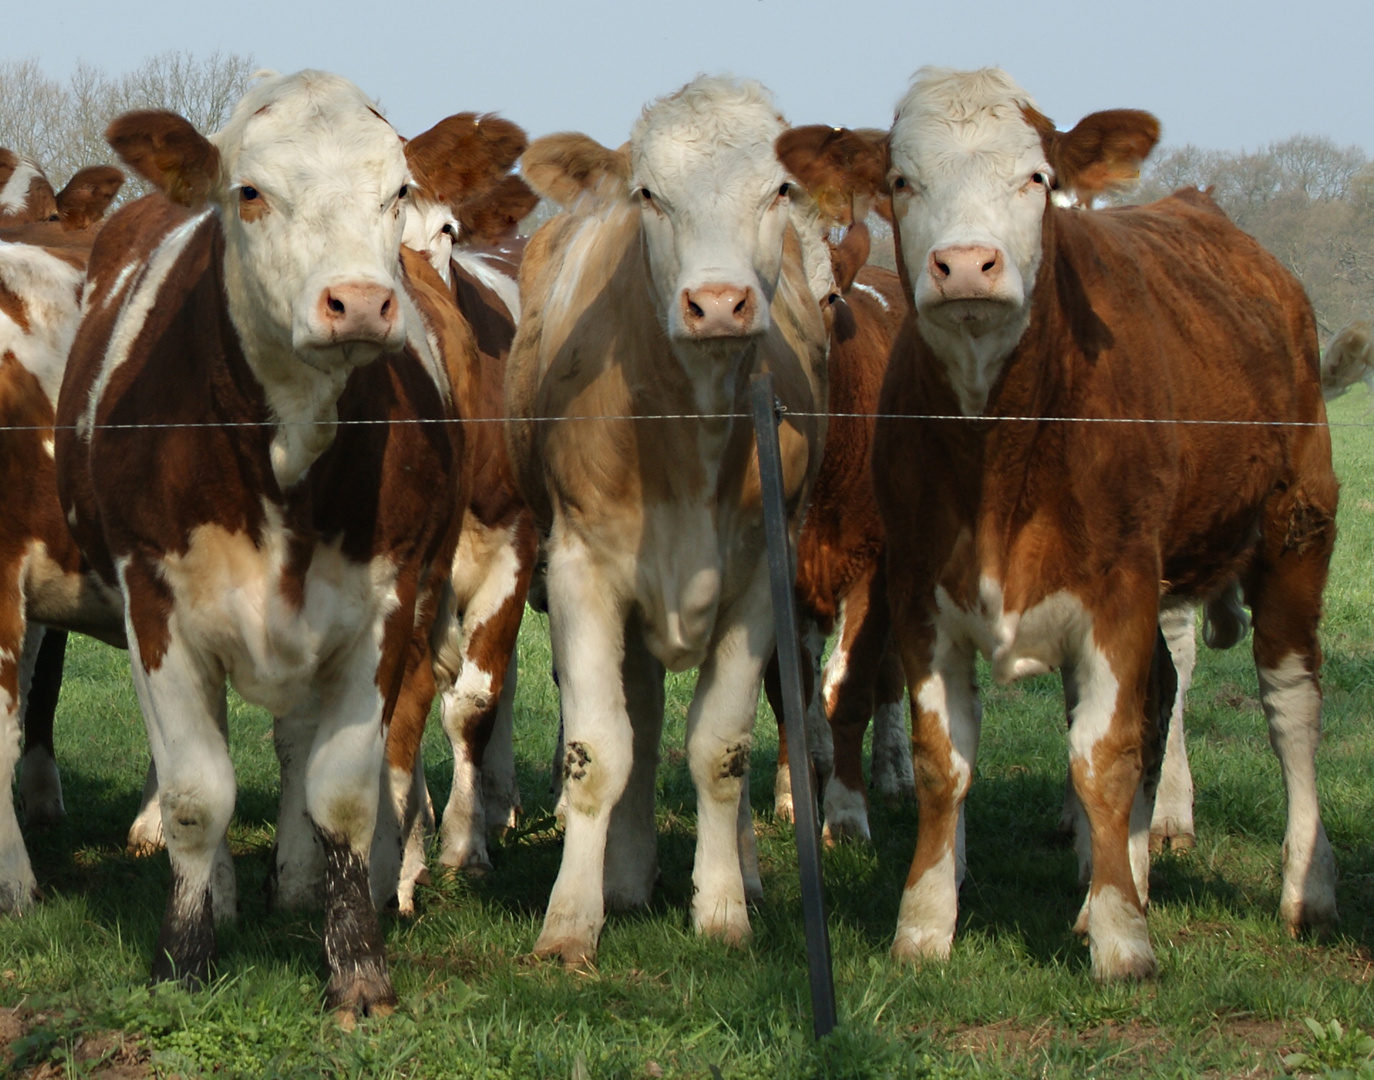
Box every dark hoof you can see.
[326,967,397,1020]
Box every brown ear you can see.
[105,110,220,207]
[458,174,539,244]
[405,113,528,207]
[520,132,630,208]
[54,165,125,230]
[776,125,889,225]
[1045,109,1159,201]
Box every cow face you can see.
[107,71,411,374]
[630,77,795,349]
[886,68,1157,408]
[402,193,459,284]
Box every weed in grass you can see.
[1283,1017,1374,1077]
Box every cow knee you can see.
[560,737,631,817]
[690,738,751,804]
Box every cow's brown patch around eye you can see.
[238,188,267,223]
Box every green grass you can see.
[6,396,1374,1078]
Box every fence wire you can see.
[0,409,1370,434]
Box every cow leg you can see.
[125,615,236,987]
[685,578,772,946]
[1247,467,1338,934]
[768,624,822,824]
[308,643,394,1016]
[869,638,913,805]
[437,544,530,874]
[271,708,324,911]
[603,613,663,910]
[1,617,43,913]
[533,541,631,966]
[127,760,166,854]
[481,650,522,840]
[17,628,67,826]
[822,567,893,844]
[374,629,436,915]
[890,627,978,964]
[1065,612,1158,982]
[1150,600,1198,851]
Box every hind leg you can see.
[1246,461,1338,933]
[17,628,67,827]
[1150,600,1198,851]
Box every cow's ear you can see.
[458,174,539,244]
[406,112,528,206]
[776,125,889,225]
[520,133,630,209]
[55,165,124,230]
[106,110,220,208]
[1045,109,1159,201]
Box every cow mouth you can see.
[922,296,1016,331]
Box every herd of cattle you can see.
[0,64,1366,1015]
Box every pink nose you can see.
[317,283,398,343]
[927,246,1002,300]
[681,284,757,337]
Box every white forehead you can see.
[630,76,787,187]
[890,67,1045,178]
[211,69,406,190]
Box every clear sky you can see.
[6,0,1372,153]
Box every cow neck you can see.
[218,219,348,492]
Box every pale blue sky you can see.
[7,0,1372,152]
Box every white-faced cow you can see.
[52,71,471,1015]
[0,166,125,910]
[0,150,123,232]
[507,76,831,965]
[807,67,1337,980]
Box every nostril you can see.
[935,261,950,277]
[687,299,705,319]
[327,295,346,315]
[982,259,996,273]
[733,298,748,316]
[379,296,391,318]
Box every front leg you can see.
[533,536,632,966]
[684,571,773,946]
[891,618,979,963]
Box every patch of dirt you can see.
[2,1008,154,1080]
[1214,684,1261,711]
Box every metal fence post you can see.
[749,371,837,1040]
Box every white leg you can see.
[533,538,631,965]
[1065,640,1156,981]
[126,614,236,984]
[1259,654,1338,930]
[393,746,432,915]
[127,760,165,854]
[1151,601,1197,850]
[481,651,521,837]
[272,704,323,910]
[684,575,772,946]
[892,637,979,962]
[0,622,42,913]
[604,616,663,910]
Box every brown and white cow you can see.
[0,168,125,909]
[0,150,123,232]
[757,131,914,841]
[371,114,539,911]
[508,76,831,965]
[808,67,1337,980]
[52,71,471,1013]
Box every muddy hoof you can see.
[532,935,596,969]
[326,968,397,1019]
[1149,829,1195,854]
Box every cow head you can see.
[402,113,532,282]
[0,149,124,230]
[522,76,808,359]
[889,69,1157,408]
[106,70,412,374]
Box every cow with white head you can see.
[55,70,470,1013]
[799,67,1338,981]
[509,75,830,965]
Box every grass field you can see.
[4,395,1374,1079]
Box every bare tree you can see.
[0,51,255,189]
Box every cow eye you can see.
[47,213,60,222]
[640,188,654,203]
[398,184,409,200]
[240,186,259,202]
[892,176,907,191]
[441,223,457,238]
[778,182,791,198]
[1032,173,1048,186]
